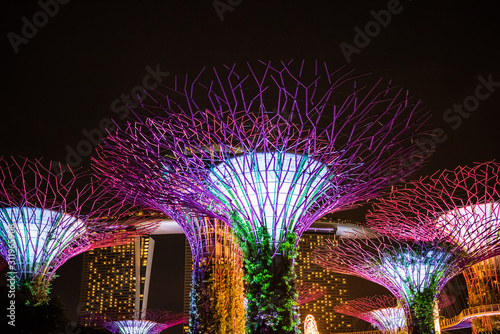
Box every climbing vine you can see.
[232,211,301,334]
[188,240,245,334]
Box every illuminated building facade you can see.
[78,236,155,327]
[296,218,356,334]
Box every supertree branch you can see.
[296,282,327,305]
[366,161,500,258]
[314,232,468,334]
[334,295,406,334]
[133,59,431,249]
[0,157,157,305]
[95,59,430,334]
[94,309,186,334]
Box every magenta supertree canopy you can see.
[95,60,430,333]
[0,157,156,305]
[334,295,406,334]
[95,309,186,334]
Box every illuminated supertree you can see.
[94,151,245,334]
[96,60,429,333]
[0,157,155,305]
[334,295,407,334]
[96,309,186,334]
[368,162,500,334]
[463,255,500,334]
[316,162,500,334]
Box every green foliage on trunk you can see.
[232,212,301,334]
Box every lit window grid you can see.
[296,233,355,333]
[78,237,152,327]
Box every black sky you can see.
[1,1,499,333]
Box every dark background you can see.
[1,1,499,333]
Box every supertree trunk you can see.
[406,292,440,334]
[236,226,299,334]
[189,248,245,334]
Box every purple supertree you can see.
[0,157,156,305]
[315,162,500,334]
[95,309,186,334]
[95,60,430,333]
[334,295,407,334]
[93,148,245,334]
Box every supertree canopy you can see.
[95,60,430,333]
[96,309,186,334]
[0,157,155,305]
[315,162,500,334]
[334,295,407,334]
[463,255,500,334]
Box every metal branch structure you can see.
[0,157,155,305]
[366,161,500,253]
[96,309,186,334]
[317,161,500,334]
[463,255,500,334]
[314,231,469,334]
[95,60,430,333]
[334,295,407,334]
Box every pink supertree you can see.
[0,157,156,305]
[315,162,500,334]
[334,295,407,334]
[95,60,430,333]
[95,309,186,334]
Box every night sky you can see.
[1,1,499,333]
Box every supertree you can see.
[334,295,407,334]
[95,60,430,333]
[95,309,186,334]
[463,255,500,334]
[0,157,156,305]
[315,162,500,334]
[93,146,245,334]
